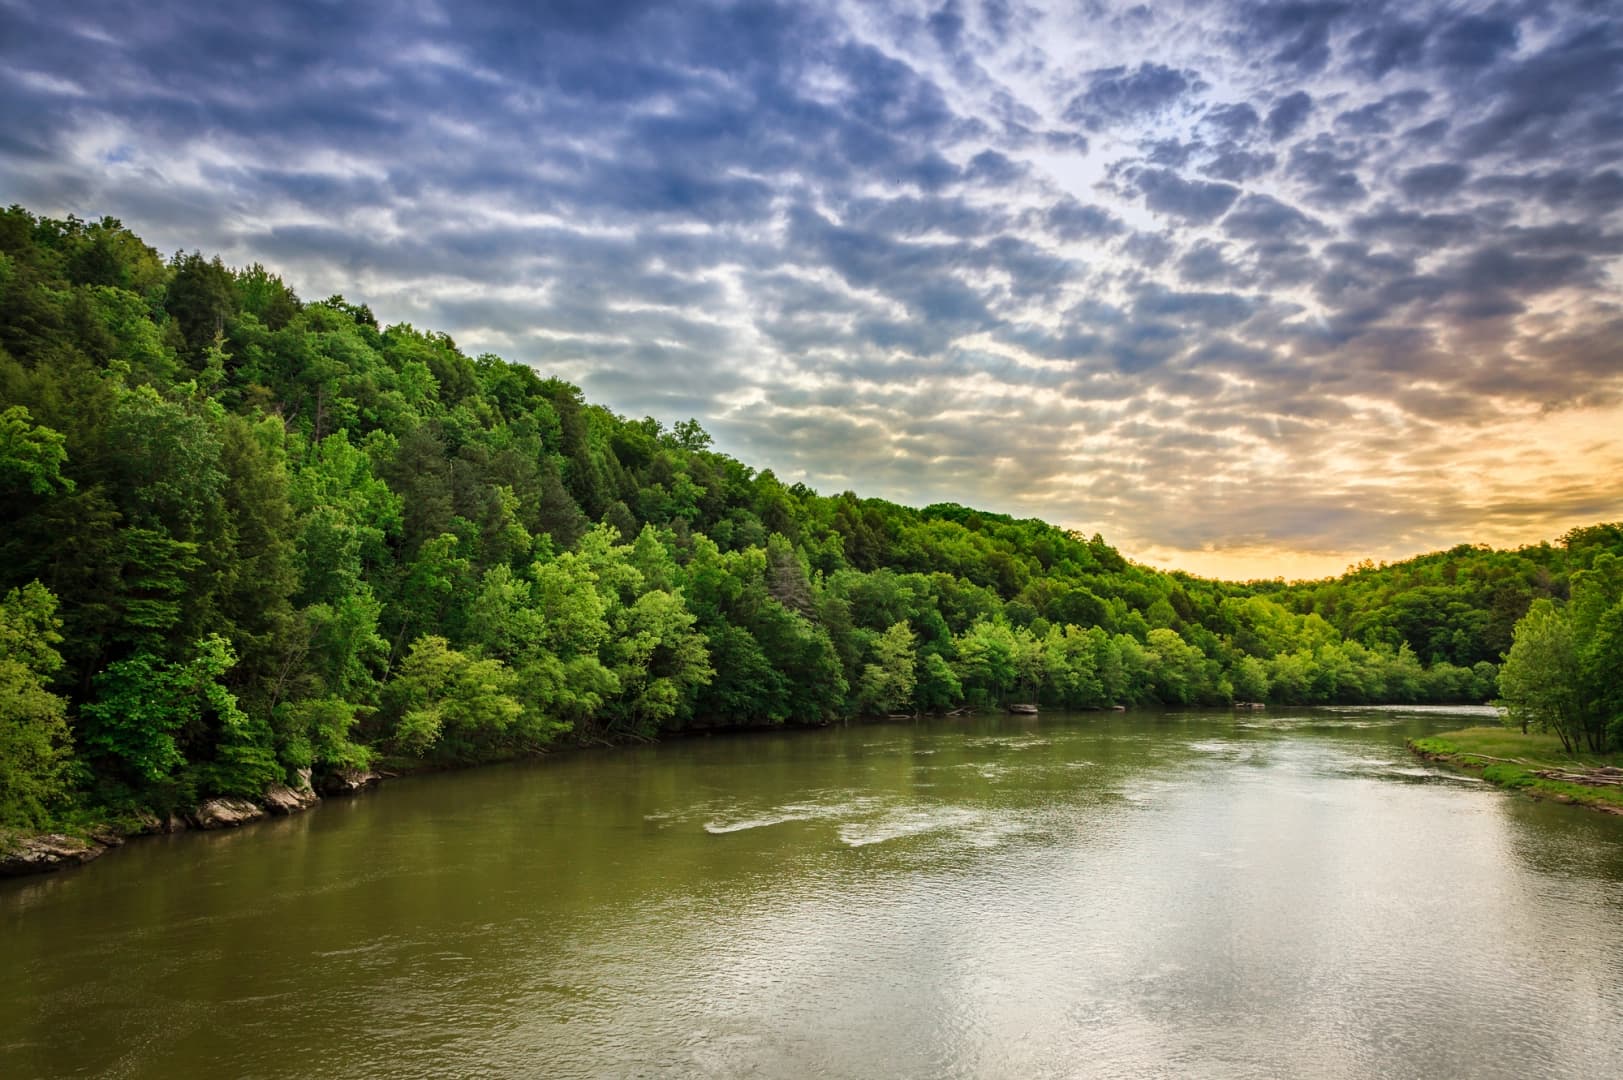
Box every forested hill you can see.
[3,207,1620,829]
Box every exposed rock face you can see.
[319,767,381,796]
[261,782,319,815]
[0,834,107,877]
[5,770,332,878]
[188,797,266,830]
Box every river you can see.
[5,706,1623,1078]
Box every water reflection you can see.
[5,707,1622,1079]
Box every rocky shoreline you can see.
[0,767,382,879]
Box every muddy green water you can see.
[5,706,1623,1079]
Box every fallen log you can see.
[1532,769,1623,786]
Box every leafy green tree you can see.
[603,589,712,736]
[164,251,239,356]
[0,583,76,828]
[386,635,523,761]
[955,619,1017,706]
[916,651,963,712]
[272,696,371,773]
[1232,654,1270,702]
[1566,555,1623,750]
[858,621,918,714]
[0,405,73,495]
[82,634,278,801]
[1497,600,1584,752]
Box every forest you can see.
[3,207,1621,832]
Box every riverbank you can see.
[0,712,920,877]
[0,721,814,877]
[1408,727,1623,814]
[0,767,369,878]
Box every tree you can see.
[0,583,75,828]
[271,696,371,774]
[915,651,962,712]
[81,634,279,802]
[1563,555,1623,751]
[0,405,73,496]
[386,635,523,761]
[603,589,712,736]
[164,251,238,356]
[954,619,1017,706]
[671,418,712,452]
[858,621,917,714]
[1497,599,1584,753]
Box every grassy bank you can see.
[1409,727,1623,814]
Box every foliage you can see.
[0,405,73,496]
[1497,600,1585,751]
[0,583,76,828]
[384,635,523,762]
[1497,557,1623,752]
[80,634,279,804]
[857,622,917,715]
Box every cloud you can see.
[1454,20,1623,159]
[1288,135,1369,205]
[1222,193,1327,240]
[1065,62,1204,129]
[1431,14,1520,69]
[1134,169,1241,223]
[1043,198,1127,240]
[1203,102,1260,139]
[2,0,1619,578]
[1200,146,1278,182]
[1235,0,1348,75]
[1266,91,1314,141]
[1398,162,1470,200]
[1348,20,1431,78]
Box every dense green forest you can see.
[2,208,1621,832]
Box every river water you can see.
[5,706,1623,1079]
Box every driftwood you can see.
[1532,767,1623,787]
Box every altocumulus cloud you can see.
[3,0,1621,578]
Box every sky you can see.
[2,0,1621,580]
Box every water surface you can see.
[6,706,1623,1078]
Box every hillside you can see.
[2,207,1619,829]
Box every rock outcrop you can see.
[262,780,320,815]
[0,834,108,877]
[188,797,266,830]
[9,767,344,878]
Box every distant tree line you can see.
[2,208,1619,829]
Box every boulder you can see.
[319,767,381,796]
[132,810,188,834]
[188,797,266,830]
[88,825,125,847]
[261,782,319,815]
[0,834,107,877]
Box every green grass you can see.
[1409,727,1623,812]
